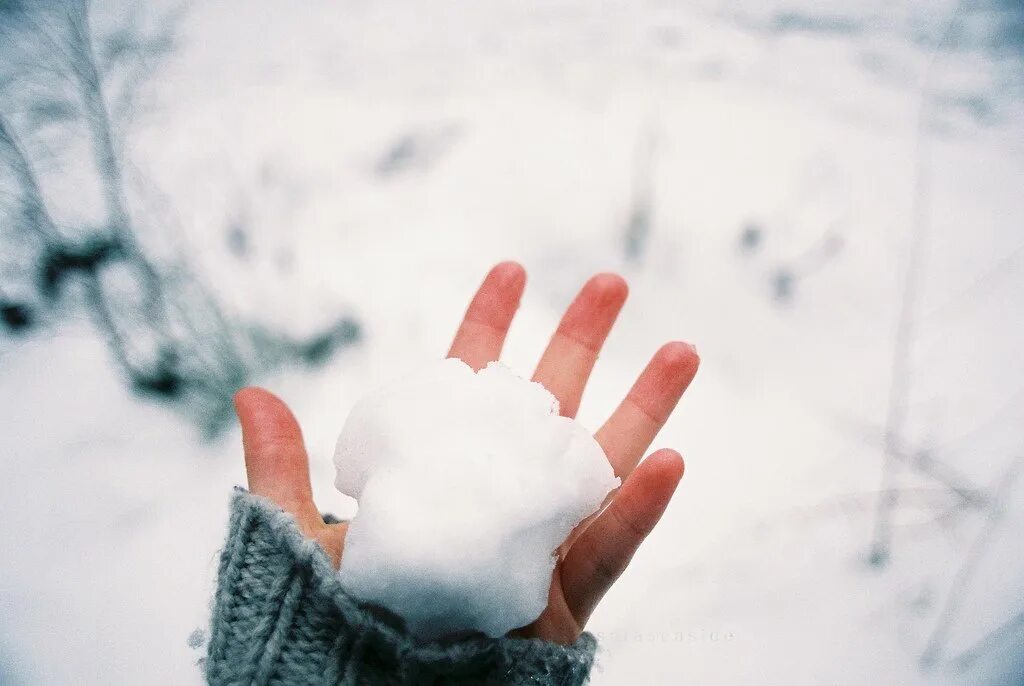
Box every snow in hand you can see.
[333,358,619,641]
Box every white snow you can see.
[333,358,619,640]
[1,0,1023,683]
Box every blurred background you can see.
[1,0,1022,683]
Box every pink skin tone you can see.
[234,261,700,645]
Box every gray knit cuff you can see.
[206,489,597,685]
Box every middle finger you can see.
[532,273,628,418]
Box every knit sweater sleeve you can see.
[205,489,598,685]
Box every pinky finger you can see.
[559,449,685,627]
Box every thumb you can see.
[234,387,319,525]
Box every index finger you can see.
[447,261,526,370]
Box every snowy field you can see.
[1,0,1022,683]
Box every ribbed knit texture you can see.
[206,489,598,685]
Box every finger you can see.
[447,261,526,371]
[234,387,320,525]
[560,449,684,626]
[314,522,348,569]
[532,273,628,418]
[595,342,699,478]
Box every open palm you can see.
[234,262,699,645]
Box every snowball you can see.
[333,358,619,641]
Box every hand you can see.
[234,261,699,645]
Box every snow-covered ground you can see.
[1,0,1022,683]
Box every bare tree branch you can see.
[919,454,1023,668]
[869,0,966,568]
